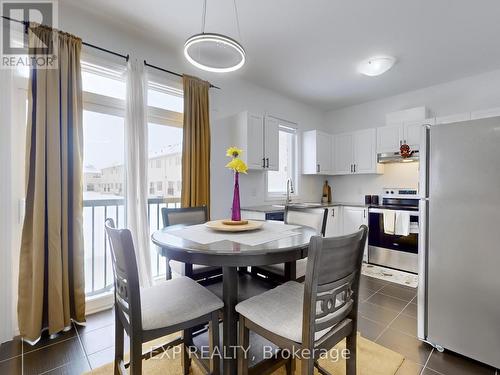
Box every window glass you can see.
[148,85,183,112]
[82,71,126,100]
[147,122,183,276]
[267,126,297,195]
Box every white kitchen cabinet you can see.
[376,125,402,153]
[403,122,422,150]
[324,206,342,237]
[377,122,424,152]
[229,111,279,171]
[302,130,332,174]
[342,206,369,262]
[353,128,377,174]
[333,132,353,174]
[264,116,279,171]
[333,129,381,175]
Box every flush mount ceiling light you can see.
[358,56,396,76]
[184,0,246,73]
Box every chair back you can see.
[105,218,142,332]
[161,206,208,227]
[302,225,368,347]
[284,206,328,236]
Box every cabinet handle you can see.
[404,139,407,144]
[350,164,353,173]
[364,209,366,219]
[400,140,403,146]
[354,164,356,173]
[317,164,320,173]
[262,157,266,168]
[266,158,269,168]
[332,208,335,217]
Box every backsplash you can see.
[327,162,419,202]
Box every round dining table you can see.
[151,222,317,375]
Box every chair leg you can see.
[182,328,192,375]
[114,312,124,375]
[300,357,314,375]
[346,330,357,375]
[285,357,295,375]
[238,316,249,375]
[165,258,172,280]
[209,311,220,375]
[129,335,142,375]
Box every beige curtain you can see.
[18,25,85,343]
[181,75,211,216]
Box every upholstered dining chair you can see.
[253,206,328,282]
[105,218,223,375]
[161,206,222,281]
[237,226,368,375]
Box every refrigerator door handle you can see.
[417,198,429,340]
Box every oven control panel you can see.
[382,188,419,199]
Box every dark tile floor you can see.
[0,275,498,374]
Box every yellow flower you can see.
[226,146,243,158]
[226,158,248,174]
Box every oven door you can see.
[368,208,419,273]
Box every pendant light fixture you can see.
[184,0,246,73]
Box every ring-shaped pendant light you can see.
[183,33,246,73]
[184,0,245,73]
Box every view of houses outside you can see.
[83,143,182,199]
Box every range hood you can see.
[377,150,420,163]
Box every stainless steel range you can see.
[368,188,419,273]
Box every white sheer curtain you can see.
[125,58,152,287]
[0,69,15,343]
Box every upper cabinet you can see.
[229,111,279,171]
[376,124,401,153]
[333,132,353,175]
[377,122,423,153]
[302,130,332,174]
[264,116,279,171]
[353,129,378,174]
[333,128,382,175]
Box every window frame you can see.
[265,122,299,201]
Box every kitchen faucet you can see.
[286,178,294,204]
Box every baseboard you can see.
[85,291,114,316]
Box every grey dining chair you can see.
[236,225,368,375]
[105,218,223,375]
[253,206,328,282]
[161,206,222,281]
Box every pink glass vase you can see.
[231,172,241,221]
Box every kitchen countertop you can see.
[240,205,285,213]
[241,202,368,213]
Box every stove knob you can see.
[391,190,394,194]
[385,190,389,194]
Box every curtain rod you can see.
[1,15,220,89]
[144,60,220,89]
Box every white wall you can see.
[325,68,500,201]
[59,2,327,219]
[330,163,419,203]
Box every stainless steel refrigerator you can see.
[418,117,500,369]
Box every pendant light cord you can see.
[233,0,242,40]
[201,0,207,33]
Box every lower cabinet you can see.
[342,206,369,262]
[324,206,342,237]
[324,206,368,262]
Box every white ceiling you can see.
[63,0,500,110]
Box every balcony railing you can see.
[83,196,181,296]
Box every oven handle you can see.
[368,208,419,217]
